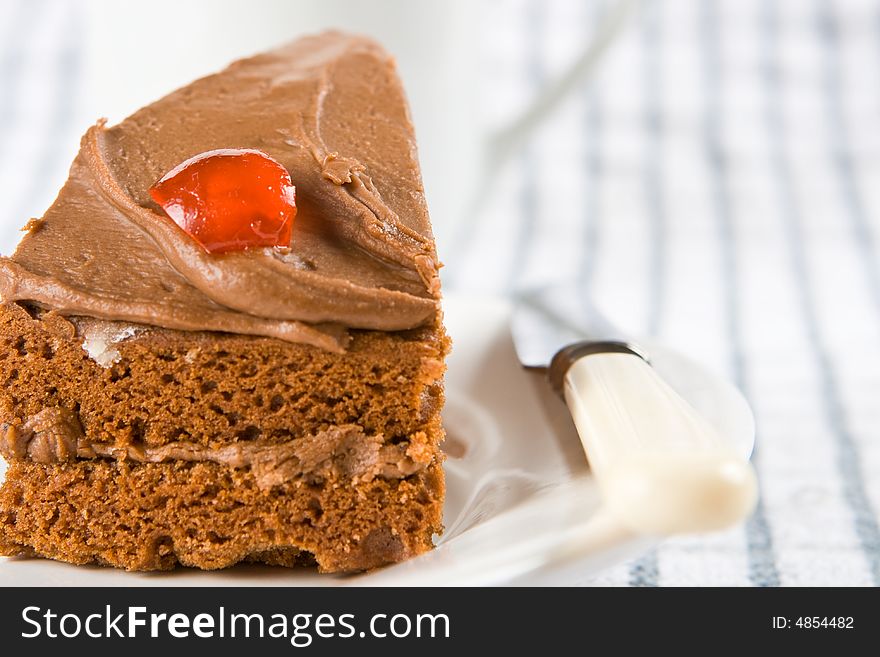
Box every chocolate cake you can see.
[0,32,449,572]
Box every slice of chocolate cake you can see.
[0,32,448,572]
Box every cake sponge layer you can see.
[0,457,444,572]
[0,302,449,448]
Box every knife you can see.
[511,285,758,534]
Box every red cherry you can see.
[149,149,296,254]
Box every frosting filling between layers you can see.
[0,408,435,490]
[0,33,441,352]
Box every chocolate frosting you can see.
[0,408,434,489]
[0,32,440,351]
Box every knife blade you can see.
[511,285,758,534]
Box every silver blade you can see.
[511,284,631,368]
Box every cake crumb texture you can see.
[0,301,449,572]
[0,458,444,572]
[0,302,449,449]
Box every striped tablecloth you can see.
[1,0,878,586]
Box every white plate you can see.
[0,295,754,586]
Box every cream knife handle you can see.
[562,351,758,534]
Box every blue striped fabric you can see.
[702,0,781,587]
[0,0,85,256]
[1,0,878,585]
[810,0,880,585]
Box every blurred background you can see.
[1,0,878,586]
